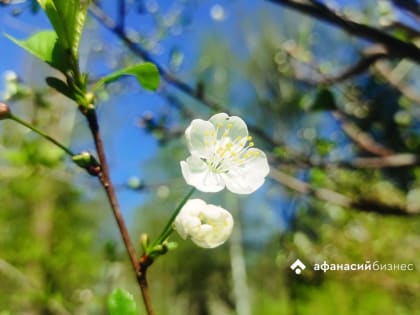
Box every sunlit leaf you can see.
[107,288,138,315]
[5,31,69,73]
[94,62,160,91]
[37,0,89,57]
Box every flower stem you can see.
[9,114,75,157]
[149,187,195,251]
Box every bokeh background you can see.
[0,0,419,314]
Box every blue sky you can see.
[1,0,412,229]
[0,1,268,219]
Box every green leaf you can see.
[107,288,138,315]
[46,77,75,100]
[311,88,337,111]
[5,31,69,73]
[94,62,160,91]
[37,0,89,57]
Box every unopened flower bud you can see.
[0,103,11,120]
[140,233,150,252]
[174,198,234,248]
[85,92,95,105]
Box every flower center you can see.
[198,214,208,225]
[203,122,260,173]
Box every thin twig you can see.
[285,48,396,157]
[383,21,420,40]
[10,114,75,157]
[271,151,420,169]
[391,0,420,20]
[331,111,395,157]
[117,0,126,31]
[138,273,154,315]
[313,53,388,85]
[269,168,419,216]
[373,61,420,104]
[83,107,155,315]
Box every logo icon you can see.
[290,259,306,275]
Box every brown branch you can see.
[285,44,388,85]
[373,61,420,104]
[84,108,138,268]
[82,107,155,315]
[285,48,397,157]
[267,0,420,64]
[117,0,126,31]
[383,21,420,40]
[287,68,395,157]
[269,168,419,216]
[138,272,154,315]
[316,53,388,85]
[391,0,420,20]
[331,110,395,157]
[349,153,420,168]
[273,152,420,169]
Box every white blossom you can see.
[174,199,234,248]
[180,113,269,194]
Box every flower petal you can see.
[185,119,215,158]
[242,148,270,176]
[224,149,270,194]
[180,156,225,192]
[209,113,248,143]
[224,172,266,194]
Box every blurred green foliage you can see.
[0,77,108,313]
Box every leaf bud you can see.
[0,103,11,120]
[72,151,101,175]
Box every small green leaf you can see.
[46,77,74,100]
[5,31,69,73]
[94,62,160,91]
[107,288,138,315]
[311,88,336,111]
[130,63,160,91]
[37,0,89,57]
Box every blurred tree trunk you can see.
[227,195,251,315]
